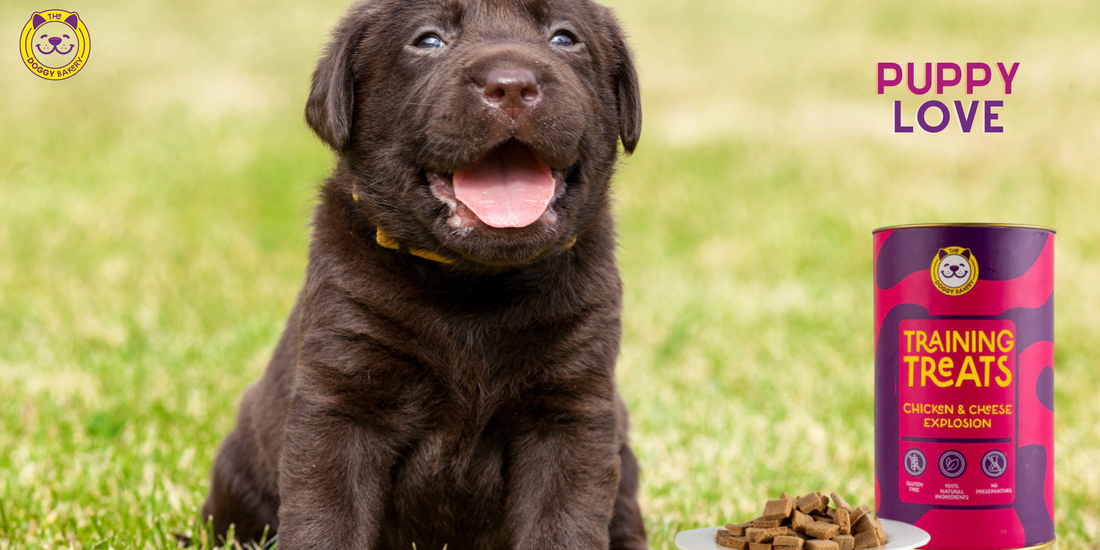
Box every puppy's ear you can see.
[961,249,971,260]
[603,10,642,155]
[938,249,949,260]
[32,13,46,29]
[65,13,79,29]
[305,4,372,152]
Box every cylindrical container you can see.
[873,224,1055,550]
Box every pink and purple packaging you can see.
[873,224,1055,550]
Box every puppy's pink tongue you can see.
[452,141,555,228]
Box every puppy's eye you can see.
[549,31,577,48]
[63,34,70,39]
[41,34,47,39]
[415,33,445,49]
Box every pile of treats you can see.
[715,492,887,550]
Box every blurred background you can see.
[1,0,1098,548]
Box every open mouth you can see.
[428,139,565,230]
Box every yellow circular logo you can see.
[931,247,978,296]
[20,10,90,80]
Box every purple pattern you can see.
[876,226,1048,289]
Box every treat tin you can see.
[873,224,1055,550]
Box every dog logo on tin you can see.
[19,10,90,80]
[931,247,978,295]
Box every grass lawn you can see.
[2,0,1098,548]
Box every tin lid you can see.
[872,223,1056,234]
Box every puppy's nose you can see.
[483,68,539,117]
[950,265,959,272]
[49,37,63,46]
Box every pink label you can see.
[897,319,1016,506]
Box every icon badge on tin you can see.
[904,449,927,476]
[938,450,967,478]
[982,450,1008,478]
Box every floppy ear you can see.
[305,4,372,152]
[603,11,642,155]
[65,13,79,28]
[32,13,46,29]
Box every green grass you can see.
[2,0,1099,548]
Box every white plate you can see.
[675,519,931,550]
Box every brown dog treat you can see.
[757,527,794,543]
[804,521,841,540]
[817,492,830,509]
[774,535,805,548]
[764,498,795,520]
[717,532,734,549]
[791,510,813,533]
[723,536,751,550]
[746,528,764,541]
[727,523,752,537]
[849,505,870,526]
[851,512,875,534]
[811,514,834,524]
[782,493,797,514]
[853,529,883,550]
[873,518,885,543]
[830,493,853,512]
[749,543,773,550]
[753,527,780,543]
[836,507,851,535]
[834,535,855,550]
[795,494,822,514]
[754,518,785,528]
[805,540,839,550]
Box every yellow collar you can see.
[376,227,454,263]
[375,227,576,264]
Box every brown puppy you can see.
[200,0,644,548]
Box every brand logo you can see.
[20,10,90,80]
[931,247,978,296]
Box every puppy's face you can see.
[306,0,640,267]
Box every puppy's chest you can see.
[395,340,542,482]
[374,319,573,502]
[407,370,528,470]
[388,389,521,532]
